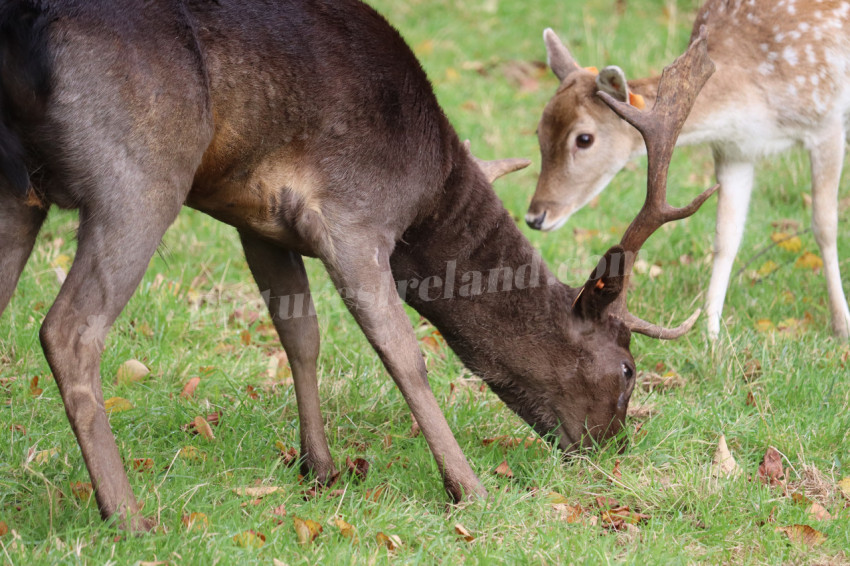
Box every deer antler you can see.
[463,140,532,183]
[597,26,719,339]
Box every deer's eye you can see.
[621,362,634,381]
[576,133,594,149]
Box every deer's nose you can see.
[525,210,546,230]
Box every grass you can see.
[2,0,849,563]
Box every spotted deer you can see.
[0,0,714,530]
[528,0,850,339]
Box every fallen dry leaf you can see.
[757,260,780,278]
[755,319,775,332]
[795,252,823,271]
[104,397,134,414]
[70,481,93,502]
[757,447,785,488]
[275,443,299,466]
[543,491,570,505]
[493,460,514,478]
[182,512,209,531]
[31,446,60,465]
[191,416,215,441]
[600,506,651,530]
[742,358,762,381]
[233,486,282,498]
[116,359,150,385]
[454,523,475,542]
[0,521,8,537]
[180,377,201,399]
[775,524,826,547]
[346,456,370,481]
[611,460,622,481]
[233,530,266,549]
[132,458,154,473]
[29,376,43,397]
[376,531,402,551]
[807,502,832,522]
[838,477,850,501]
[364,485,386,502]
[334,517,356,541]
[711,435,742,478]
[639,370,684,391]
[552,503,584,523]
[178,446,206,463]
[293,516,322,545]
[771,232,802,253]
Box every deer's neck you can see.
[390,141,574,390]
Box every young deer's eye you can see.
[621,362,634,381]
[576,133,594,149]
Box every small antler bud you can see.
[463,140,531,183]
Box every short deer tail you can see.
[0,1,51,197]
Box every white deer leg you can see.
[808,123,850,338]
[705,156,755,339]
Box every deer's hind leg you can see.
[808,122,850,338]
[240,233,336,482]
[0,194,47,316]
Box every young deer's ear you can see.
[573,246,627,321]
[543,28,581,82]
[596,66,630,103]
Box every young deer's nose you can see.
[525,211,546,230]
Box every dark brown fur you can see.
[0,0,636,530]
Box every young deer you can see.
[528,0,850,339]
[0,0,713,530]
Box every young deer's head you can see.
[526,29,648,231]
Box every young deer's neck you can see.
[390,143,574,389]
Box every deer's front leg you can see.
[706,155,755,339]
[325,245,486,502]
[240,234,336,482]
[809,123,850,338]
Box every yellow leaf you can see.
[757,260,779,278]
[795,252,823,271]
[33,447,60,465]
[445,67,460,81]
[232,530,265,549]
[775,524,826,547]
[837,477,850,501]
[755,319,775,333]
[333,518,356,541]
[51,253,71,271]
[179,446,207,463]
[770,232,802,253]
[293,516,322,545]
[116,359,150,385]
[70,481,93,502]
[104,397,134,414]
[376,531,402,551]
[414,39,434,56]
[552,503,584,523]
[193,416,215,441]
[543,491,570,505]
[454,523,475,542]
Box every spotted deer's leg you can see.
[705,155,755,339]
[809,122,850,338]
[240,233,336,481]
[0,195,47,315]
[324,243,486,502]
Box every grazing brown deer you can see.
[528,0,850,339]
[0,0,713,530]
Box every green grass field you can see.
[2,0,849,563]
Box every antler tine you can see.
[597,26,718,339]
[463,139,532,183]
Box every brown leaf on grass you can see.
[182,512,209,531]
[627,403,657,419]
[542,491,570,504]
[742,358,762,382]
[600,506,651,530]
[70,481,93,502]
[0,521,8,537]
[757,447,785,488]
[105,397,134,414]
[745,391,757,407]
[178,446,206,463]
[334,517,356,540]
[755,319,775,333]
[454,523,475,542]
[711,435,742,478]
[133,458,154,473]
[775,524,826,547]
[192,416,215,441]
[376,531,402,551]
[293,516,322,545]
[245,385,259,400]
[346,456,370,481]
[420,334,444,357]
[595,496,619,509]
[552,503,584,523]
[838,477,850,501]
[240,329,252,346]
[180,377,200,399]
[233,486,282,498]
[115,359,150,385]
[493,460,514,478]
[364,485,386,502]
[275,443,299,466]
[29,376,43,397]
[792,494,832,521]
[639,370,684,391]
[9,424,26,435]
[611,460,622,480]
[233,530,266,549]
[501,60,547,93]
[795,252,824,271]
[303,487,345,500]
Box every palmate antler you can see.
[597,26,719,339]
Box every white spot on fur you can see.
[783,46,798,66]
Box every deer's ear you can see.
[596,66,630,103]
[544,28,580,82]
[574,246,627,320]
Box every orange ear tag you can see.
[595,279,606,290]
[629,92,646,110]
[584,66,599,76]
